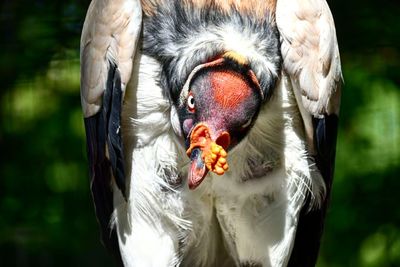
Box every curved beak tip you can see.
[188,148,208,190]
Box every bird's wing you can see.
[276,0,342,152]
[80,0,142,262]
[276,0,342,266]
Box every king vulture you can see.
[80,0,342,266]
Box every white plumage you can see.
[80,1,342,266]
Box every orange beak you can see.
[186,123,230,189]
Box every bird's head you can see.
[176,52,263,189]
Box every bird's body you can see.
[117,55,318,267]
[80,1,342,266]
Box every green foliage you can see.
[0,51,114,266]
[317,55,400,267]
[0,1,114,266]
[0,0,399,266]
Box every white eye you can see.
[242,118,252,128]
[187,94,195,110]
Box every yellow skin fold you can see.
[205,142,229,175]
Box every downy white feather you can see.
[113,20,325,267]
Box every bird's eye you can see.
[187,94,195,111]
[242,118,252,128]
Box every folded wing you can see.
[276,0,342,265]
[80,0,142,262]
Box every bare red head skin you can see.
[180,66,262,189]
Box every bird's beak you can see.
[186,123,230,190]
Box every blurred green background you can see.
[0,0,399,266]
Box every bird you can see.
[80,0,342,266]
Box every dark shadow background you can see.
[0,1,399,266]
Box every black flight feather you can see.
[103,64,126,198]
[288,114,339,267]
[83,62,126,266]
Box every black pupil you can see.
[190,97,194,106]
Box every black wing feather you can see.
[84,62,126,266]
[103,64,127,198]
[288,114,339,267]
